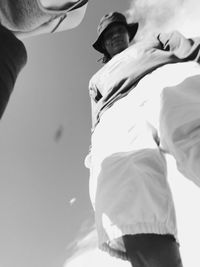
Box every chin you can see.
[114,46,127,55]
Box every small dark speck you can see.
[54,125,64,142]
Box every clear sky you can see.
[0,1,200,267]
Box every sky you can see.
[0,0,200,267]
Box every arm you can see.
[157,30,195,58]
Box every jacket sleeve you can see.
[157,30,194,59]
[0,25,27,118]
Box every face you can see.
[102,24,130,58]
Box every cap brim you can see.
[92,22,139,54]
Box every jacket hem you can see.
[98,222,178,261]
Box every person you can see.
[85,11,200,266]
[0,0,89,118]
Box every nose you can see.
[111,31,121,40]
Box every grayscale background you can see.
[0,0,200,267]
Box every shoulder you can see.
[89,63,107,88]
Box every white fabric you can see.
[0,0,88,38]
[40,0,78,9]
[85,61,200,259]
